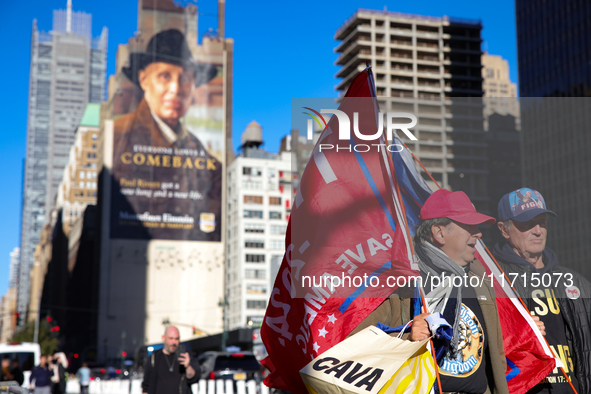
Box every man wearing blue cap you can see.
[494,187,591,394]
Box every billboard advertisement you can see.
[109,26,223,241]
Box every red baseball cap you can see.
[420,189,496,225]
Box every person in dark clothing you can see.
[29,355,53,394]
[10,359,24,386]
[50,353,67,394]
[494,187,591,394]
[142,326,200,394]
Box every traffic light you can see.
[47,316,60,338]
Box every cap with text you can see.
[420,189,496,225]
[498,187,557,222]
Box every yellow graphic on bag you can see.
[379,343,436,394]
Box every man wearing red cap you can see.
[351,189,509,394]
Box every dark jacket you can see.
[30,365,53,387]
[142,349,201,394]
[493,243,591,394]
[53,363,66,393]
[10,366,24,386]
[351,260,509,394]
[111,98,222,241]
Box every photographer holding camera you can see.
[142,326,200,394]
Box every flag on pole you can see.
[389,136,560,394]
[261,68,418,393]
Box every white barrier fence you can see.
[65,379,269,394]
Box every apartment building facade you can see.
[55,103,100,235]
[334,9,489,213]
[226,124,292,330]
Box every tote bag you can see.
[300,325,436,394]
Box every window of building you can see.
[270,225,286,235]
[269,197,281,205]
[269,211,282,220]
[243,167,262,176]
[245,240,265,249]
[244,195,263,204]
[269,240,284,250]
[246,254,265,263]
[246,300,267,309]
[245,269,266,279]
[79,171,85,179]
[246,284,267,294]
[242,180,262,190]
[244,223,265,233]
[243,210,263,219]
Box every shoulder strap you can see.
[151,352,155,367]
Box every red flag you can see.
[261,69,416,393]
[475,247,559,394]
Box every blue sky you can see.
[0,0,517,296]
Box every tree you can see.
[10,321,59,355]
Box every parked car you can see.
[197,351,263,383]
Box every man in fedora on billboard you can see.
[111,29,222,241]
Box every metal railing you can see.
[64,378,269,394]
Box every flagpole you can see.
[407,148,578,394]
[365,66,444,394]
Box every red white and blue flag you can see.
[260,68,417,393]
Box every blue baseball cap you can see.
[498,187,557,222]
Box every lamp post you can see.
[218,296,228,351]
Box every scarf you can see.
[415,240,466,356]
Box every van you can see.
[0,342,41,388]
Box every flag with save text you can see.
[389,137,560,394]
[260,68,418,393]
